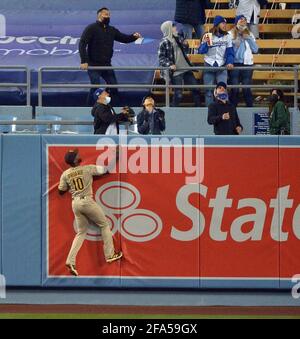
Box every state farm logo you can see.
[73,182,163,242]
[0,14,6,37]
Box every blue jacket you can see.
[175,0,210,25]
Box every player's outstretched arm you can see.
[94,145,119,180]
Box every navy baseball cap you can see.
[93,87,109,101]
[235,15,246,25]
[216,82,227,90]
[213,16,227,27]
[65,149,79,165]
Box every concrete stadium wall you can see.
[35,106,299,135]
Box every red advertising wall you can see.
[46,143,300,288]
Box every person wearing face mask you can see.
[229,15,258,107]
[159,21,201,107]
[198,16,235,107]
[91,88,132,135]
[137,96,166,135]
[208,82,243,135]
[79,7,142,106]
[268,89,290,135]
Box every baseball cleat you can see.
[106,252,123,263]
[66,264,78,276]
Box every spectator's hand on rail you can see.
[226,64,234,70]
[170,65,176,71]
[80,63,89,70]
[133,32,142,39]
[222,113,230,120]
[236,126,243,135]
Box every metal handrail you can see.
[38,65,300,108]
[0,120,93,125]
[0,66,31,106]
[0,120,135,134]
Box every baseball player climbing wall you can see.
[44,136,300,289]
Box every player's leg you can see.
[66,202,89,275]
[84,199,122,262]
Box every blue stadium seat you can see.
[35,114,62,134]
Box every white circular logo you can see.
[95,181,140,213]
[119,209,163,242]
[75,181,164,242]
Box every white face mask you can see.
[237,24,247,31]
[105,96,111,105]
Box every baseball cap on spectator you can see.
[213,16,227,27]
[216,82,227,90]
[93,87,109,101]
[234,15,246,25]
[65,149,79,166]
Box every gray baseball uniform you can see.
[58,165,115,266]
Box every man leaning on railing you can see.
[79,7,142,107]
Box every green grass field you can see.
[1,313,300,319]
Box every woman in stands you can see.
[268,89,290,135]
[159,21,201,107]
[198,16,234,107]
[229,15,258,107]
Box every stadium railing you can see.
[38,66,299,110]
[0,65,31,106]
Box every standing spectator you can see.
[269,89,290,135]
[174,0,211,39]
[79,7,142,106]
[236,0,262,39]
[208,82,243,135]
[198,16,234,107]
[137,96,166,135]
[159,21,201,107]
[91,88,132,135]
[229,15,259,107]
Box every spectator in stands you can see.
[137,96,166,135]
[79,7,142,106]
[208,82,243,135]
[159,21,201,107]
[229,15,259,107]
[269,89,290,135]
[198,16,234,107]
[91,88,132,135]
[174,0,211,39]
[236,0,262,39]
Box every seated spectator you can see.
[208,82,243,135]
[198,16,234,107]
[269,89,290,135]
[229,15,259,107]
[174,0,211,39]
[236,0,263,39]
[137,96,166,135]
[91,88,131,135]
[159,21,201,107]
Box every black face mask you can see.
[102,17,110,25]
[269,94,279,103]
[219,28,227,35]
